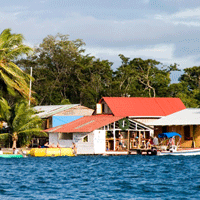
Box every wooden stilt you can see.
[127,130,130,152]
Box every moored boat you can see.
[0,154,24,158]
[157,132,200,156]
[157,148,200,156]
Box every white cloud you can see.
[155,7,200,27]
[172,8,200,19]
[86,44,200,70]
[142,0,150,4]
[1,5,199,75]
[86,44,175,60]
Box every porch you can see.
[99,118,154,153]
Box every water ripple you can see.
[0,155,200,199]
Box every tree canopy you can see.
[0,29,33,101]
[2,29,200,147]
[3,31,200,109]
[0,98,44,148]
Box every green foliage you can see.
[0,98,45,147]
[0,29,33,101]
[113,55,171,97]
[0,133,10,147]
[15,32,200,108]
[171,66,200,107]
[180,66,200,90]
[60,99,71,105]
[18,34,113,108]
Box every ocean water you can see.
[0,155,200,200]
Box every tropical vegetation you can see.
[1,28,200,147]
[0,29,42,147]
[0,98,44,148]
[0,28,33,101]
[18,33,200,108]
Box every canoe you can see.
[0,154,24,158]
[30,148,75,157]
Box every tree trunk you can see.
[12,132,18,148]
[12,140,17,149]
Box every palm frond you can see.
[0,133,9,140]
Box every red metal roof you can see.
[100,97,186,117]
[45,115,124,133]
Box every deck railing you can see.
[106,138,149,151]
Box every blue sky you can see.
[1,0,200,82]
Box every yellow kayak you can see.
[30,148,75,157]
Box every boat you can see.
[0,154,24,158]
[30,148,75,157]
[157,132,200,156]
[157,148,200,156]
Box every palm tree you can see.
[0,98,45,148]
[0,29,33,100]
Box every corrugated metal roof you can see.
[100,97,186,117]
[147,108,200,126]
[34,104,80,118]
[45,115,124,133]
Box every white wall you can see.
[49,133,73,147]
[49,133,58,145]
[94,130,106,154]
[49,131,105,154]
[73,132,95,154]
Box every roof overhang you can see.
[129,116,162,118]
[147,108,200,126]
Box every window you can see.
[102,103,105,113]
[82,135,88,142]
[184,126,191,140]
[59,133,73,140]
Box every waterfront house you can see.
[45,115,153,155]
[147,108,200,148]
[34,104,94,129]
[45,97,186,154]
[32,104,94,147]
[96,97,186,124]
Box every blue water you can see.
[0,155,200,200]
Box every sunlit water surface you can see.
[0,155,200,199]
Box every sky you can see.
[1,0,200,82]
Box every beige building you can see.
[34,104,94,129]
[147,109,200,148]
[32,104,94,147]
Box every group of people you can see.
[42,142,60,148]
[146,136,159,149]
[41,142,77,154]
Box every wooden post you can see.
[128,130,130,152]
[119,130,121,151]
[138,131,141,149]
[113,122,116,151]
[46,118,49,129]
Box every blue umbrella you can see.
[158,132,182,138]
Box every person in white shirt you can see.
[0,147,3,155]
[13,147,19,154]
[153,136,159,146]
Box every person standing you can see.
[71,142,77,155]
[13,147,19,154]
[0,148,3,155]
[153,136,159,146]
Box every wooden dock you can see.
[104,148,157,155]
